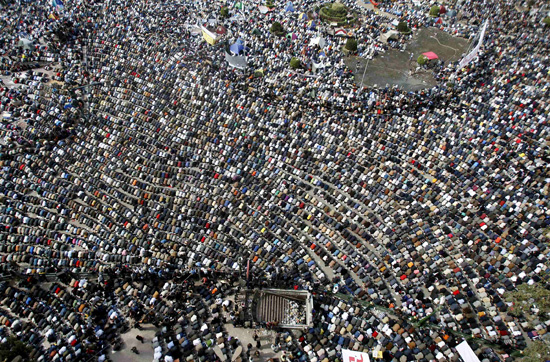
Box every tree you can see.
[543,17,550,27]
[290,57,301,69]
[506,284,550,319]
[0,337,36,362]
[266,0,275,8]
[396,21,411,33]
[345,38,358,52]
[429,5,440,17]
[521,341,550,362]
[270,21,285,35]
[220,6,230,18]
[417,54,428,66]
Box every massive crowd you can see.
[0,0,549,360]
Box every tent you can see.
[285,1,294,12]
[234,1,244,9]
[215,25,227,35]
[286,32,298,40]
[434,17,443,24]
[380,30,399,43]
[447,9,457,17]
[298,12,308,21]
[439,5,446,14]
[309,36,325,48]
[422,51,438,60]
[259,5,269,13]
[307,20,316,30]
[230,39,245,54]
[17,38,34,50]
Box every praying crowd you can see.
[0,0,549,360]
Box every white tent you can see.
[380,30,399,43]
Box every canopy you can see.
[298,12,308,20]
[422,51,438,60]
[285,1,294,12]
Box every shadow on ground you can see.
[346,28,469,91]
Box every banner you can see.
[455,341,481,362]
[457,20,488,70]
[342,349,371,362]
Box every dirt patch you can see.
[346,27,468,91]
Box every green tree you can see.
[417,54,428,65]
[345,38,358,52]
[521,341,550,362]
[396,21,410,33]
[220,6,230,18]
[429,5,440,17]
[506,283,550,319]
[290,57,302,69]
[266,0,275,8]
[0,337,36,362]
[543,17,550,27]
[270,21,285,35]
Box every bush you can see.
[220,6,230,18]
[270,21,285,35]
[544,17,550,27]
[345,38,358,52]
[396,21,410,33]
[417,54,428,65]
[290,57,302,69]
[429,5,440,16]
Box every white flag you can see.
[342,349,371,362]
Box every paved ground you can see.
[111,324,156,362]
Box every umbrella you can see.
[285,1,294,12]
[286,32,298,40]
[298,12,308,21]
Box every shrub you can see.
[345,38,358,52]
[417,54,428,65]
[290,57,302,69]
[396,21,410,33]
[220,6,230,18]
[270,21,285,35]
[429,5,440,17]
[544,17,550,27]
